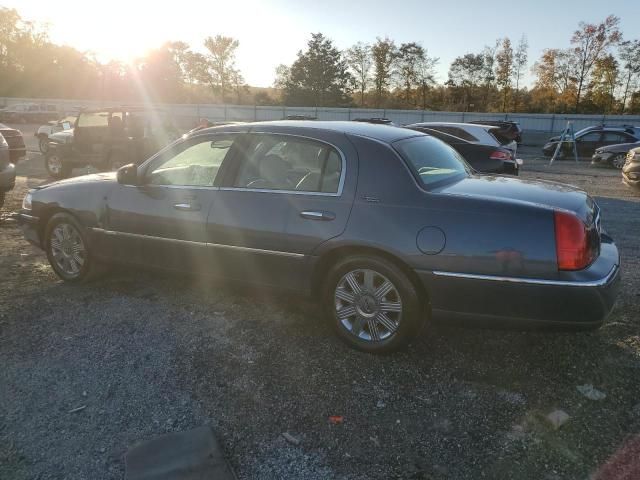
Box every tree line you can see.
[1,7,639,114]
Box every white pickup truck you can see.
[35,117,75,153]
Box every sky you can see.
[5,0,640,88]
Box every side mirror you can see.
[116,164,139,185]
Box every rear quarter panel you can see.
[324,135,559,279]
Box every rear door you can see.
[207,130,357,290]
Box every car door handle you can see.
[173,203,200,212]
[300,210,335,221]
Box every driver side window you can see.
[147,135,236,187]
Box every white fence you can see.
[2,96,639,134]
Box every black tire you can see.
[44,213,102,283]
[611,153,626,170]
[38,136,49,154]
[44,152,72,179]
[323,254,426,354]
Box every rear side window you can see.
[394,136,469,187]
[430,126,477,142]
[233,134,343,194]
[77,112,109,128]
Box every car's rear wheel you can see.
[45,213,100,282]
[611,153,626,169]
[39,136,49,154]
[324,255,425,353]
[45,152,72,179]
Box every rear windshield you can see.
[394,136,469,187]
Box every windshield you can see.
[394,135,469,187]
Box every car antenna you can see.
[549,121,578,166]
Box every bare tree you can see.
[512,35,528,111]
[570,15,621,112]
[203,35,240,102]
[396,42,425,106]
[416,51,439,109]
[619,40,640,113]
[495,38,514,112]
[346,42,372,107]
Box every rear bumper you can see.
[417,240,620,329]
[0,162,16,192]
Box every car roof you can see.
[409,122,496,131]
[200,120,421,143]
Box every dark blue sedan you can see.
[17,121,620,353]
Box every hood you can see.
[596,142,640,153]
[34,172,117,190]
[49,129,74,143]
[435,175,595,222]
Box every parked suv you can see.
[543,125,639,158]
[44,107,179,179]
[469,120,523,144]
[0,133,16,209]
[0,123,27,163]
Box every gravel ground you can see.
[1,129,639,479]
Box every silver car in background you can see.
[0,132,16,209]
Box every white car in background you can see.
[410,122,518,156]
[35,117,75,153]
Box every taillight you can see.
[554,211,597,270]
[489,150,512,160]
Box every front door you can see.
[575,131,602,157]
[101,133,240,273]
[207,131,356,290]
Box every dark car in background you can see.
[0,123,27,163]
[352,117,399,126]
[469,120,523,144]
[622,146,640,189]
[45,107,179,179]
[406,125,519,175]
[0,133,16,209]
[409,122,519,156]
[543,125,639,159]
[591,141,640,169]
[17,121,620,354]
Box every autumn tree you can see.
[495,37,513,112]
[416,51,438,109]
[447,53,484,110]
[345,42,372,107]
[588,54,619,113]
[570,15,621,112]
[371,37,397,108]
[396,42,425,106]
[203,35,240,102]
[282,33,353,107]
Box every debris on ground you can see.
[282,432,300,446]
[546,410,570,430]
[68,405,87,414]
[576,384,607,401]
[328,416,344,425]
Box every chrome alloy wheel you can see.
[612,154,626,169]
[50,223,86,277]
[47,154,62,175]
[334,269,402,342]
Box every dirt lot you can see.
[1,128,639,479]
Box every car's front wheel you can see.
[38,136,49,154]
[611,153,626,169]
[45,152,72,179]
[324,255,426,353]
[45,213,100,282]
